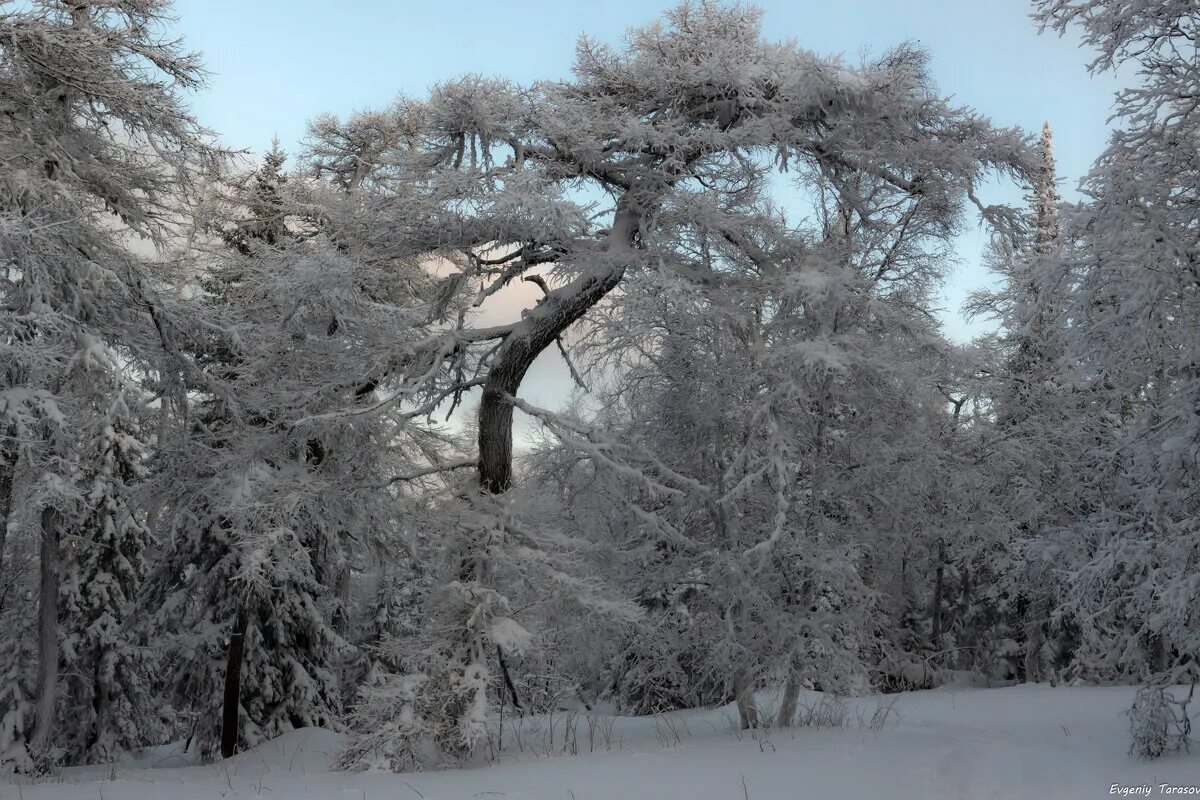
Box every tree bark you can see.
[496,645,522,712]
[31,507,61,754]
[1023,614,1045,683]
[1024,595,1054,684]
[776,668,800,727]
[929,538,946,649]
[220,606,249,759]
[733,670,759,730]
[1012,594,1029,682]
[476,269,626,492]
[0,428,19,575]
[477,204,638,494]
[957,565,972,670]
[88,649,112,757]
[333,565,351,639]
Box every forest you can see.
[0,0,1197,793]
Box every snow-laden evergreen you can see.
[59,383,160,764]
[1024,0,1200,708]
[0,0,216,772]
[145,141,457,759]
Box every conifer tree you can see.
[963,119,1077,683]
[1030,1,1200,729]
[60,384,159,763]
[0,0,215,769]
[150,137,452,760]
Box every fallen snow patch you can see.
[4,685,1198,799]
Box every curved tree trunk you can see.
[462,202,639,753]
[476,204,638,494]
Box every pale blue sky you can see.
[173,0,1123,342]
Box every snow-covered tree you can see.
[59,383,160,763]
[147,137,458,760]
[1025,0,1200,751]
[963,120,1081,684]
[8,0,1184,776]
[523,155,999,722]
[316,1,1034,750]
[0,0,215,769]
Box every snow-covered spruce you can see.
[0,0,216,772]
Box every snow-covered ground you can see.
[5,684,1198,799]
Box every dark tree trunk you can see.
[929,538,946,649]
[467,203,639,749]
[476,267,627,493]
[476,204,637,495]
[776,668,800,727]
[1013,594,1029,683]
[220,607,249,759]
[1024,601,1046,683]
[496,645,522,712]
[31,507,61,753]
[0,427,18,575]
[957,565,972,670]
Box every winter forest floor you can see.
[4,684,1198,800]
